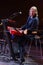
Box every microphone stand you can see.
[1,12,22,62]
[9,12,22,19]
[1,11,22,44]
[1,19,15,58]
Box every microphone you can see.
[18,11,22,14]
[13,11,22,15]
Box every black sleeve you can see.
[30,19,39,31]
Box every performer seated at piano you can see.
[7,6,39,62]
[17,6,39,62]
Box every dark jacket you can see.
[21,16,39,31]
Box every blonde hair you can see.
[29,6,38,17]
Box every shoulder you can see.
[32,17,39,23]
[34,17,39,21]
[33,17,39,25]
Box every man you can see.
[17,6,39,62]
[21,6,39,31]
[7,6,39,62]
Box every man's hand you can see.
[19,30,23,33]
[24,29,27,34]
[16,28,28,34]
[15,28,23,33]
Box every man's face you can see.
[32,9,36,16]
[29,8,36,17]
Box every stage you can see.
[0,54,39,65]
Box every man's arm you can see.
[29,18,39,31]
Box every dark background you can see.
[0,0,43,30]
